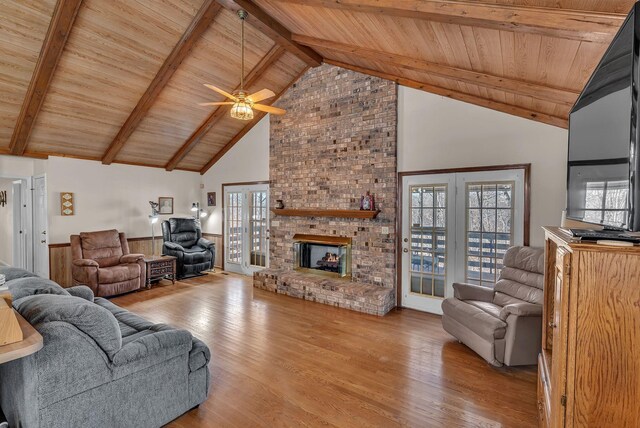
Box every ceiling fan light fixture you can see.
[230,101,254,120]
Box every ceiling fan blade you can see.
[203,84,238,101]
[253,104,286,115]
[247,88,275,103]
[198,102,235,106]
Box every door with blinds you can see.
[401,168,525,314]
[224,183,269,275]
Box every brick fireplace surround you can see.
[253,64,398,316]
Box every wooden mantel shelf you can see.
[271,208,380,219]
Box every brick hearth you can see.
[253,64,398,315]
[254,270,395,316]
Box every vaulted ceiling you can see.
[0,0,634,173]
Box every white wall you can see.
[398,86,568,247]
[44,157,201,244]
[0,178,14,265]
[200,116,270,235]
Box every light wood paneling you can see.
[49,233,223,286]
[100,0,223,165]
[110,273,538,427]
[254,0,621,127]
[115,8,276,168]
[27,0,203,158]
[0,0,57,150]
[185,51,307,171]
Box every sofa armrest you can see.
[189,337,211,373]
[72,259,99,268]
[500,302,542,319]
[452,282,494,302]
[120,253,144,264]
[197,238,214,249]
[164,242,185,252]
[66,285,94,302]
[111,329,193,366]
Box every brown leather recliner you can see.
[441,246,545,367]
[70,230,146,297]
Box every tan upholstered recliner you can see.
[70,230,146,297]
[441,246,545,367]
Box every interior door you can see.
[224,184,269,275]
[33,175,48,278]
[401,174,456,314]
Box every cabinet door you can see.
[550,248,570,427]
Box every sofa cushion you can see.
[441,297,507,340]
[65,285,95,302]
[14,294,122,359]
[494,278,544,306]
[80,230,124,268]
[98,264,140,284]
[466,300,504,320]
[503,246,544,275]
[8,277,70,301]
[0,267,38,282]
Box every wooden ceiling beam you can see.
[200,65,310,174]
[101,0,223,165]
[326,59,567,129]
[165,44,286,171]
[277,0,625,43]
[294,34,580,106]
[216,0,322,66]
[9,0,83,156]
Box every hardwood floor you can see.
[111,272,537,428]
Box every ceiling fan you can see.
[199,10,286,120]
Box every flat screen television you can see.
[567,4,640,231]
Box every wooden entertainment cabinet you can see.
[539,227,640,427]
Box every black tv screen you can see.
[567,5,640,231]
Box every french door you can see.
[224,183,269,275]
[401,169,525,314]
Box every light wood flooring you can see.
[111,272,537,428]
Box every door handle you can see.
[403,248,408,253]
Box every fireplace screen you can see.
[293,234,352,278]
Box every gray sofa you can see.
[0,267,210,428]
[441,246,545,367]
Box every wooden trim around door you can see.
[396,164,531,308]
[221,180,270,272]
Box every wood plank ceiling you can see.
[0,0,634,173]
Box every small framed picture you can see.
[207,192,216,207]
[158,197,174,215]
[61,192,74,216]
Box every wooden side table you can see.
[143,255,177,288]
[0,311,43,365]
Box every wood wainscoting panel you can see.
[49,234,223,286]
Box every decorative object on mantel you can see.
[271,208,380,219]
[149,201,159,257]
[0,190,6,208]
[158,197,173,214]
[60,192,74,216]
[276,199,284,209]
[360,191,376,211]
[207,192,216,207]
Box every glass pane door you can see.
[249,190,268,268]
[401,173,456,314]
[409,184,448,298]
[465,182,514,286]
[226,192,244,269]
[224,184,269,275]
